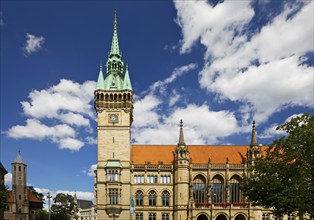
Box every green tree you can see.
[36,210,49,220]
[0,184,8,211]
[51,193,78,220]
[242,113,314,219]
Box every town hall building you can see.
[93,14,297,220]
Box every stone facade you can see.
[94,13,299,220]
[4,151,43,220]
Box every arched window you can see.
[212,175,224,203]
[149,213,156,220]
[135,190,143,206]
[161,191,170,206]
[148,190,156,206]
[193,175,206,203]
[229,175,243,203]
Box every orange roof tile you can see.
[27,188,42,203]
[7,190,13,203]
[132,145,267,164]
[6,189,42,203]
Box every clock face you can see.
[109,114,118,123]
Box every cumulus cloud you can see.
[132,63,239,144]
[260,113,304,138]
[174,0,314,123]
[149,63,197,93]
[35,187,94,204]
[6,79,96,151]
[5,172,12,185]
[23,33,45,56]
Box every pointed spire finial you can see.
[178,119,185,146]
[114,9,117,28]
[100,60,102,70]
[250,120,257,146]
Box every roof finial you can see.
[100,60,102,70]
[114,9,117,28]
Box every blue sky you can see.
[0,0,313,203]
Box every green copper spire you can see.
[122,64,133,91]
[110,9,120,56]
[96,64,105,90]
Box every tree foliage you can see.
[36,210,49,220]
[51,193,78,220]
[242,113,314,218]
[0,184,8,211]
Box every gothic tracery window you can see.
[212,175,224,203]
[193,175,206,203]
[161,190,170,206]
[135,190,143,206]
[148,190,157,206]
[229,175,243,203]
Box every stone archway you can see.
[216,214,228,220]
[197,214,209,220]
[235,214,246,220]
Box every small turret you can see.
[175,120,189,161]
[247,121,261,165]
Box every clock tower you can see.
[94,11,133,220]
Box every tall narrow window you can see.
[162,213,170,220]
[135,190,143,206]
[193,175,206,204]
[212,175,224,203]
[149,213,156,220]
[148,190,157,206]
[229,176,243,203]
[162,191,170,206]
[108,169,119,181]
[108,189,119,205]
[136,213,143,220]
[262,214,270,220]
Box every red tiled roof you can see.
[132,145,266,164]
[7,189,42,203]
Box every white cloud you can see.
[133,103,238,144]
[133,94,161,128]
[260,113,304,138]
[174,0,314,123]
[23,33,45,56]
[87,164,97,177]
[58,112,90,127]
[35,187,94,204]
[6,79,96,151]
[58,137,84,151]
[21,79,95,120]
[169,90,180,107]
[5,172,12,186]
[6,118,84,151]
[7,119,75,140]
[149,63,197,92]
[85,136,97,145]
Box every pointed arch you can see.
[212,174,224,203]
[230,174,243,203]
[161,190,170,206]
[135,190,143,206]
[148,190,157,206]
[193,174,207,204]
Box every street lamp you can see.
[47,192,52,220]
[208,188,216,220]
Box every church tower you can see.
[94,11,133,220]
[12,150,29,220]
[174,120,190,220]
